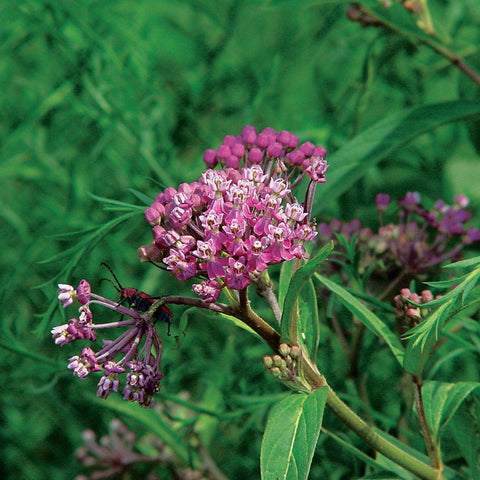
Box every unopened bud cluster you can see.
[263,343,301,383]
[393,288,441,328]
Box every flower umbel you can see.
[53,280,164,408]
[318,192,480,284]
[140,126,327,301]
[393,287,441,333]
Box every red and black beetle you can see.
[100,263,172,331]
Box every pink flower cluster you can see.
[53,281,164,408]
[202,125,328,184]
[141,165,319,302]
[139,127,328,302]
[318,192,480,278]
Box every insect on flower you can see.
[100,263,173,333]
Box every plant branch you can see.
[169,294,444,479]
[251,270,283,324]
[161,295,233,314]
[325,385,445,480]
[359,3,480,88]
[413,376,443,470]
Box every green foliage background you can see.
[1,1,480,479]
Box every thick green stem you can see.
[171,295,444,479]
[325,385,445,480]
[234,309,445,479]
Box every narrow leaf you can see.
[443,255,480,269]
[281,242,333,346]
[313,101,480,209]
[261,387,328,480]
[297,278,320,361]
[314,273,404,366]
[402,302,452,376]
[422,381,480,444]
[323,428,400,475]
[279,258,295,308]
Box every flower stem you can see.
[251,271,283,324]
[168,294,444,479]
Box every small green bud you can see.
[263,356,274,369]
[271,367,281,377]
[290,346,301,359]
[272,355,283,367]
[279,343,291,357]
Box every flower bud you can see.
[263,356,273,369]
[272,355,284,367]
[271,367,282,377]
[279,343,291,357]
[290,346,301,359]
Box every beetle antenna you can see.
[99,277,121,292]
[100,262,124,290]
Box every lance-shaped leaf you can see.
[261,387,328,480]
[403,260,480,376]
[313,101,480,210]
[422,381,480,446]
[314,273,404,367]
[402,302,453,377]
[281,242,333,354]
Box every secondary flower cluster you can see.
[393,287,441,332]
[139,127,328,302]
[53,281,164,408]
[75,419,153,480]
[318,192,480,281]
[75,418,210,480]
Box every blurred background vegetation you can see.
[1,1,480,479]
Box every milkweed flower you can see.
[317,192,480,283]
[52,280,164,408]
[139,126,328,301]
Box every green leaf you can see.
[261,387,328,480]
[402,263,480,375]
[422,381,480,445]
[297,278,320,362]
[443,255,480,270]
[402,302,452,376]
[279,258,295,308]
[182,307,264,342]
[281,242,333,349]
[323,428,401,476]
[218,312,264,341]
[314,273,404,366]
[313,101,480,210]
[422,381,480,450]
[448,400,480,479]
